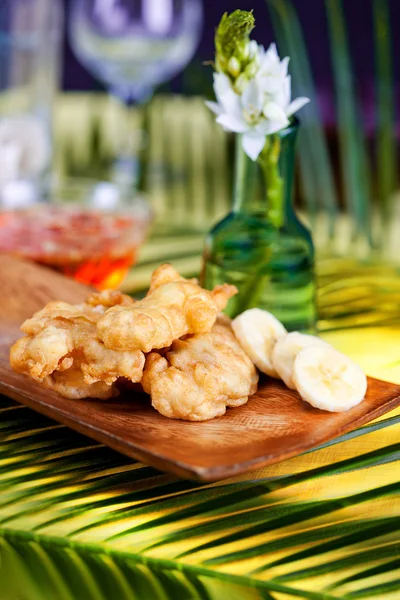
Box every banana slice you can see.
[232,308,287,377]
[293,346,367,412]
[272,332,331,390]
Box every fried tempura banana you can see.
[10,290,144,399]
[142,319,259,421]
[86,290,135,308]
[20,290,135,338]
[97,264,237,353]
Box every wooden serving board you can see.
[1,254,400,481]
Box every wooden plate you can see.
[1,254,400,481]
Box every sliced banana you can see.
[232,308,287,377]
[293,346,367,412]
[272,332,331,390]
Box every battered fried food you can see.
[10,291,144,400]
[19,290,134,339]
[97,264,237,353]
[142,319,259,421]
[86,290,135,309]
[9,266,254,415]
[41,359,117,400]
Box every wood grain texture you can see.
[1,254,400,481]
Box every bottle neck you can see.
[232,136,262,214]
[232,124,298,227]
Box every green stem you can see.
[235,270,271,315]
[258,135,284,228]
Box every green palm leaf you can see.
[1,397,400,599]
[1,529,341,600]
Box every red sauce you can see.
[0,206,151,289]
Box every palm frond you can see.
[1,528,341,600]
[1,395,399,598]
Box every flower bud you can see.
[248,40,258,60]
[241,43,250,61]
[216,55,227,74]
[233,73,248,95]
[215,10,255,79]
[228,57,241,78]
[244,61,258,80]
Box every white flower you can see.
[206,43,310,161]
[257,43,310,123]
[206,73,288,160]
[257,43,289,95]
[248,40,260,60]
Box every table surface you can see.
[2,94,400,599]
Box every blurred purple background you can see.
[62,0,400,128]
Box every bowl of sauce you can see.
[0,182,152,290]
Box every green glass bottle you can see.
[201,121,317,332]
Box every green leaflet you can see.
[326,557,400,591]
[265,0,338,237]
[275,541,400,582]
[179,515,396,564]
[257,516,400,572]
[325,0,373,248]
[345,577,400,598]
[103,443,400,542]
[152,501,323,555]
[265,0,398,256]
[248,518,399,575]
[373,0,397,237]
[193,482,400,564]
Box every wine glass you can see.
[69,0,203,190]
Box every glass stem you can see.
[137,101,151,193]
[111,92,151,195]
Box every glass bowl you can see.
[0,180,152,290]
